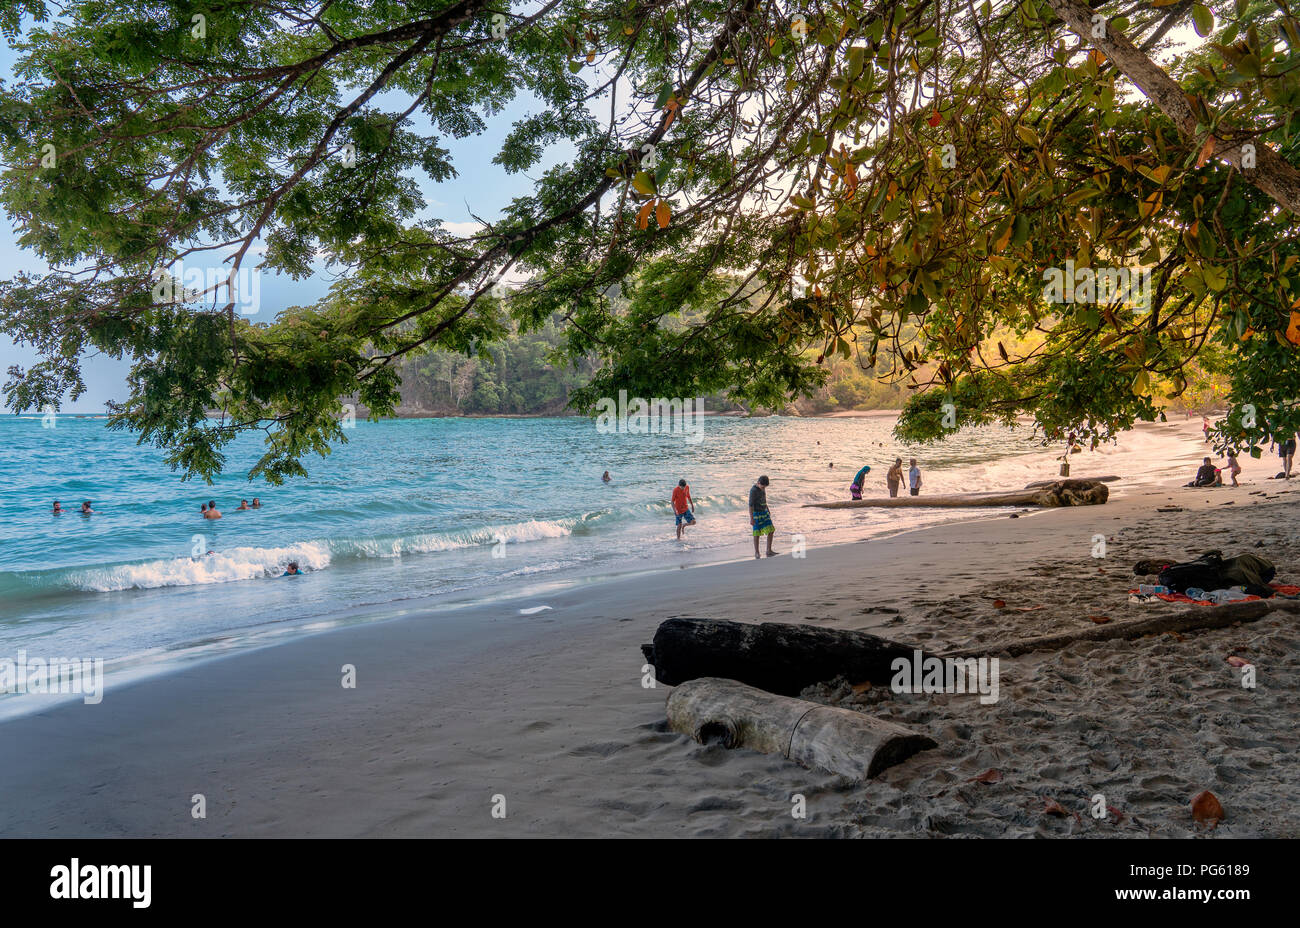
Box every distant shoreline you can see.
[360,407,906,420]
[13,408,906,420]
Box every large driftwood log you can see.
[643,618,923,695]
[666,677,936,779]
[947,599,1300,659]
[804,479,1108,510]
[1024,475,1119,489]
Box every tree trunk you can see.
[642,617,924,695]
[804,479,1108,509]
[666,677,936,780]
[947,599,1300,659]
[1047,0,1300,216]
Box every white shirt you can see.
[908,466,920,488]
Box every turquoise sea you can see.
[0,413,1195,715]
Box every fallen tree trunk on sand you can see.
[803,479,1108,510]
[946,599,1300,659]
[667,677,936,780]
[643,618,924,695]
[1024,475,1119,489]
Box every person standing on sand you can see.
[1227,451,1242,487]
[749,475,777,558]
[1281,433,1296,478]
[671,479,695,540]
[908,459,922,496]
[886,458,903,497]
[1203,416,1211,442]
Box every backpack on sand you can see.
[1157,551,1275,598]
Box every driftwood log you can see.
[804,479,1108,510]
[1024,475,1120,489]
[947,599,1300,659]
[643,618,924,696]
[666,677,936,779]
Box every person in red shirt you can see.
[671,479,695,540]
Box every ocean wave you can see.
[0,494,754,596]
[61,542,333,593]
[0,516,585,595]
[338,518,579,558]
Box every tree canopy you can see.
[2,0,1299,480]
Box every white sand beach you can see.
[1,438,1296,838]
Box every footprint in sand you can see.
[568,741,629,758]
[688,796,745,814]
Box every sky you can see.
[0,27,561,411]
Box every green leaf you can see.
[631,171,656,196]
[1015,124,1040,147]
[1192,4,1214,38]
[1011,213,1030,247]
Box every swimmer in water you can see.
[601,471,611,483]
[52,500,64,515]
[236,499,250,510]
[282,561,301,577]
[79,500,95,515]
[251,497,262,508]
[203,499,222,519]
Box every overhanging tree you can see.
[1,0,1298,480]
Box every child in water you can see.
[282,561,301,577]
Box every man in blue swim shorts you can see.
[749,475,777,558]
